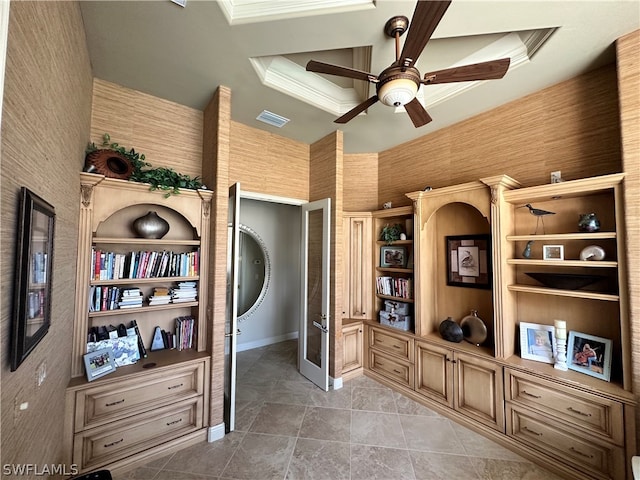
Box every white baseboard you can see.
[331,376,343,390]
[207,423,225,443]
[236,331,298,352]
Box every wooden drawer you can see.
[75,362,205,431]
[74,396,203,471]
[369,349,414,389]
[506,404,625,479]
[505,369,624,445]
[368,326,413,361]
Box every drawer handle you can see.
[166,418,183,426]
[570,447,594,459]
[105,399,125,407]
[104,438,124,448]
[567,407,592,417]
[375,362,384,367]
[521,390,541,399]
[167,383,184,390]
[523,426,542,436]
[393,369,403,374]
[392,344,401,349]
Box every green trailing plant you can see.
[380,223,404,244]
[86,133,204,197]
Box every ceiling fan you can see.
[306,0,511,127]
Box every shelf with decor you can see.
[372,206,415,334]
[64,173,213,475]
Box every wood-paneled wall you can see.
[616,29,640,449]
[0,1,92,469]
[378,64,622,207]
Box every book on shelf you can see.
[130,319,147,358]
[376,276,413,299]
[90,247,200,281]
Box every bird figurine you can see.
[519,204,555,234]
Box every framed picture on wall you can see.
[446,234,491,289]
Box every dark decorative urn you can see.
[132,211,170,239]
[578,213,600,233]
[438,317,463,343]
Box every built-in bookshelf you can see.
[65,173,212,474]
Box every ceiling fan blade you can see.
[398,1,452,68]
[404,98,432,128]
[422,58,511,84]
[335,96,379,124]
[306,60,378,83]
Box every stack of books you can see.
[148,287,171,306]
[170,281,197,303]
[118,288,144,309]
[175,315,196,350]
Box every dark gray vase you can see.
[132,211,170,239]
[578,213,600,233]
[439,317,463,343]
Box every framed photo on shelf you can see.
[445,234,491,289]
[567,331,612,382]
[83,347,117,382]
[380,246,407,268]
[542,244,564,260]
[519,322,555,364]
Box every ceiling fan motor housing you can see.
[376,66,421,107]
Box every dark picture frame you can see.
[10,187,55,371]
[567,331,612,382]
[380,246,407,268]
[83,347,117,382]
[446,234,491,289]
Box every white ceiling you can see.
[79,0,640,154]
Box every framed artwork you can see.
[446,234,491,289]
[84,347,117,382]
[567,331,612,381]
[519,322,555,364]
[380,246,407,268]
[10,187,56,371]
[543,244,564,260]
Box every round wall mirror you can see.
[237,224,271,322]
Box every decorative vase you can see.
[460,310,488,346]
[578,213,600,233]
[439,317,463,343]
[132,211,170,239]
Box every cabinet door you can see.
[344,216,372,319]
[454,352,504,431]
[415,341,453,408]
[342,322,363,373]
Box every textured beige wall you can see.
[91,79,203,179]
[378,64,622,207]
[344,153,379,211]
[0,1,93,469]
[616,28,640,451]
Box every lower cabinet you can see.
[415,340,504,432]
[65,355,210,474]
[367,325,414,389]
[505,368,627,479]
[342,320,363,380]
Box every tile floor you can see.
[115,340,565,480]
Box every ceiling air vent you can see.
[256,110,290,128]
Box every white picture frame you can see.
[83,346,117,382]
[542,244,564,260]
[567,331,612,382]
[519,322,556,364]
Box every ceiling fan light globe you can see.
[378,78,418,107]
